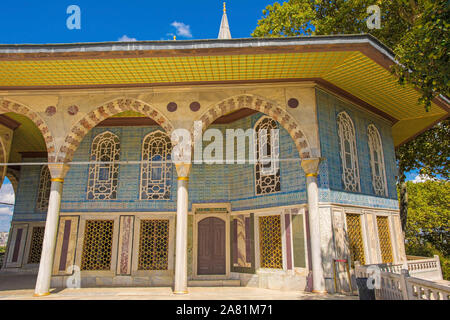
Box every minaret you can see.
[218,2,231,39]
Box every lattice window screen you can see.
[140,131,172,200]
[259,215,283,269]
[27,226,45,264]
[367,124,388,197]
[337,112,361,192]
[255,117,280,195]
[36,166,51,211]
[87,131,120,200]
[81,220,114,271]
[138,220,169,270]
[345,213,365,265]
[376,216,394,263]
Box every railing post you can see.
[434,255,443,281]
[400,268,411,300]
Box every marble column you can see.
[301,158,326,293]
[174,162,191,294]
[34,163,70,297]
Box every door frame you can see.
[192,203,231,280]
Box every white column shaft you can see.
[34,180,63,296]
[306,175,326,292]
[174,178,188,293]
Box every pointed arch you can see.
[192,94,312,159]
[58,98,174,163]
[367,124,388,196]
[0,99,56,161]
[337,111,360,192]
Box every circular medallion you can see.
[167,102,177,112]
[287,98,299,108]
[189,101,200,112]
[68,105,79,115]
[45,106,56,116]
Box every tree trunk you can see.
[399,172,408,234]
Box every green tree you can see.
[252,0,449,232]
[396,119,449,230]
[403,180,450,279]
[252,0,449,110]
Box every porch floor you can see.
[0,273,357,300]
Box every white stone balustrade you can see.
[355,259,449,300]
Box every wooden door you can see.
[197,217,226,275]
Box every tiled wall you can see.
[316,89,399,209]
[13,92,401,223]
[13,113,306,220]
[12,158,46,222]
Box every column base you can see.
[312,290,328,294]
[33,292,50,297]
[173,290,189,295]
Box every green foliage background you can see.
[402,180,450,280]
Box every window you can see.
[87,131,120,200]
[36,166,51,211]
[138,219,169,270]
[345,213,365,265]
[259,215,283,269]
[255,117,280,195]
[368,125,388,196]
[337,112,360,192]
[81,220,114,271]
[27,226,45,264]
[140,131,172,200]
[376,216,394,263]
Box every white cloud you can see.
[0,206,13,216]
[117,35,137,42]
[411,174,436,183]
[170,21,192,38]
[0,183,14,206]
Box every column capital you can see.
[175,162,191,178]
[48,163,71,180]
[301,157,323,177]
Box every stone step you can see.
[188,279,241,287]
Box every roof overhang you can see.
[0,34,448,146]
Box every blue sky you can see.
[0,1,273,44]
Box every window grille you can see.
[36,166,51,211]
[259,215,283,269]
[140,131,172,200]
[368,124,388,196]
[255,117,280,195]
[138,219,169,270]
[345,213,365,265]
[337,112,361,192]
[87,131,120,200]
[376,216,394,263]
[81,220,114,271]
[27,226,45,264]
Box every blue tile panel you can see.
[12,114,306,221]
[12,157,47,222]
[316,89,399,210]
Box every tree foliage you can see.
[403,180,449,279]
[397,119,449,180]
[252,0,449,110]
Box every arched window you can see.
[87,131,120,200]
[255,116,280,195]
[36,165,51,211]
[367,124,388,196]
[337,112,360,192]
[140,130,172,200]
